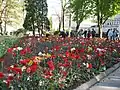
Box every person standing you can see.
[106,29,110,40]
[92,29,96,38]
[87,30,91,38]
[83,30,87,38]
[116,30,119,40]
[78,29,83,37]
[113,29,117,40]
[108,29,113,40]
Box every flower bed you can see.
[0,36,120,90]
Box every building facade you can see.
[103,14,120,32]
[90,14,120,34]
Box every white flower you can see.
[83,63,86,66]
[21,66,27,71]
[13,48,16,51]
[38,38,40,41]
[17,47,23,51]
[42,53,46,56]
[71,48,76,51]
[87,55,92,60]
[86,63,89,68]
[27,76,30,80]
[96,48,106,52]
[113,49,117,52]
[10,65,14,68]
[38,52,42,56]
[3,80,7,83]
[8,73,14,76]
[39,81,43,86]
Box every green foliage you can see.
[14,28,27,36]
[0,80,8,90]
[0,44,6,58]
[71,0,93,22]
[23,0,49,35]
[92,0,120,37]
[70,0,93,30]
[0,0,23,28]
[93,0,119,23]
[54,31,60,35]
[0,37,19,58]
[49,17,52,30]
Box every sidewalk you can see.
[90,67,120,90]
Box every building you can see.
[90,14,120,33]
[103,14,120,32]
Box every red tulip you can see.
[26,67,31,73]
[87,63,92,69]
[7,67,22,75]
[20,49,26,56]
[7,48,13,53]
[25,47,31,53]
[20,59,30,65]
[0,72,4,79]
[47,60,55,71]
[29,64,38,73]
[7,76,14,81]
[77,63,81,68]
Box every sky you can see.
[47,0,97,29]
[47,0,62,30]
[47,0,61,17]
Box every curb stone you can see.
[74,62,120,90]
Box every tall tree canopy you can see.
[70,0,93,31]
[23,0,49,36]
[0,0,23,35]
[93,0,120,38]
[60,0,70,31]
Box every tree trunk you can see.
[0,23,3,35]
[37,22,41,36]
[62,9,65,31]
[68,14,71,37]
[38,28,40,36]
[4,20,6,35]
[98,24,102,38]
[97,0,102,38]
[41,24,44,36]
[69,14,71,29]
[33,30,35,36]
[41,29,44,36]
[76,22,80,31]
[58,21,61,32]
[75,9,80,31]
[32,23,35,36]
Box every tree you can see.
[23,0,48,36]
[60,0,70,31]
[49,16,52,31]
[0,0,23,35]
[53,9,62,32]
[70,0,93,31]
[93,0,120,38]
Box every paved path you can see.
[90,67,120,90]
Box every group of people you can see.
[58,28,120,40]
[82,29,96,38]
[106,28,119,40]
[69,29,96,38]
